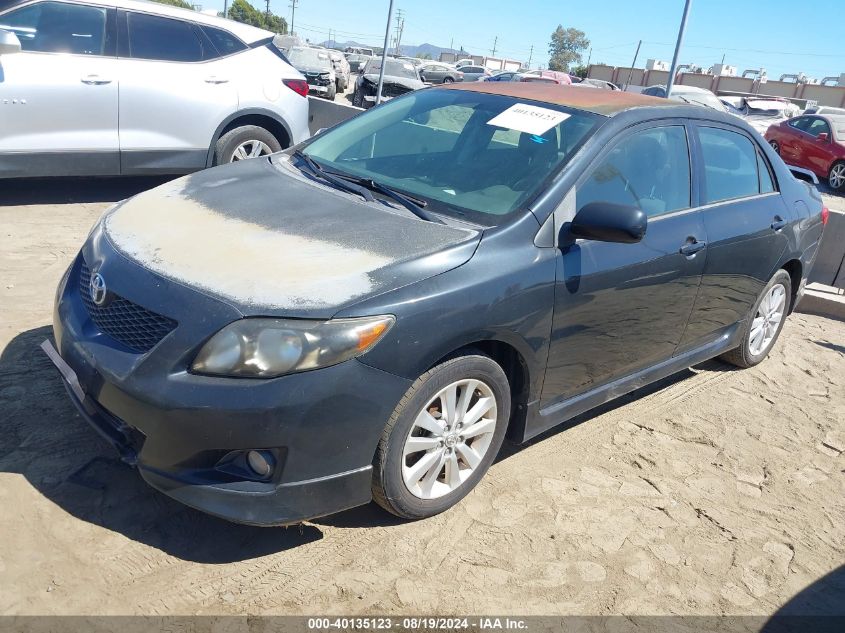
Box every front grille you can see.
[79,261,177,353]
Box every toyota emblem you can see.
[89,272,109,306]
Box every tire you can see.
[443,76,454,84]
[213,125,282,165]
[828,161,845,191]
[372,353,511,520]
[352,89,363,108]
[769,139,780,155]
[324,84,336,100]
[720,269,791,368]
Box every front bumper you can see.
[48,243,412,525]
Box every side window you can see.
[698,127,760,203]
[805,118,831,138]
[577,126,691,218]
[127,12,203,62]
[757,152,775,194]
[788,117,811,132]
[0,1,108,55]
[201,25,246,57]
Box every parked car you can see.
[345,52,372,74]
[577,78,619,90]
[419,62,463,84]
[352,57,424,108]
[454,58,474,68]
[273,33,302,54]
[520,69,573,85]
[721,96,801,135]
[643,84,729,113]
[0,0,309,177]
[287,46,336,99]
[482,71,558,84]
[45,83,826,526]
[457,65,491,82]
[345,46,374,57]
[328,49,351,92]
[766,114,845,190]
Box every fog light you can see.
[247,450,275,478]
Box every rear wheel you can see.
[214,125,282,164]
[720,269,791,368]
[372,354,510,520]
[829,161,845,190]
[352,88,363,107]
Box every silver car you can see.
[0,0,310,177]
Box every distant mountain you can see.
[320,39,470,61]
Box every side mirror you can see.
[0,29,21,55]
[567,202,647,244]
[817,132,829,142]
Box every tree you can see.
[228,0,287,34]
[547,25,589,72]
[571,64,589,78]
[152,0,194,9]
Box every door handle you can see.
[205,76,229,84]
[679,239,707,256]
[80,75,112,85]
[771,217,788,231]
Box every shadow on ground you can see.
[0,177,175,206]
[0,326,322,564]
[762,564,845,632]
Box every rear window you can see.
[698,127,762,203]
[127,12,204,62]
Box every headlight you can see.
[191,315,394,378]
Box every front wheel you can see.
[372,354,511,520]
[443,76,454,84]
[829,161,845,190]
[720,269,791,368]
[769,139,780,155]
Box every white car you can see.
[0,0,310,178]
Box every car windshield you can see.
[363,59,418,80]
[287,47,330,68]
[299,88,601,224]
[675,90,725,111]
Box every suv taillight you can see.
[283,79,309,97]
[821,206,829,225]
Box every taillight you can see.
[283,79,309,97]
[821,206,829,225]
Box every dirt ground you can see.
[0,179,843,617]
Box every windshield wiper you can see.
[358,179,445,224]
[292,150,375,203]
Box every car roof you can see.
[437,83,675,116]
[13,0,275,44]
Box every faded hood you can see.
[103,158,480,317]
[362,74,425,90]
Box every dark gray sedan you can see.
[45,83,826,526]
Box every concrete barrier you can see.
[810,209,845,289]
[307,97,363,136]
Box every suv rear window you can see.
[127,12,203,62]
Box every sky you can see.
[203,0,845,81]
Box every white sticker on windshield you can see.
[487,103,571,135]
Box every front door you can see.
[542,123,707,405]
[678,124,792,350]
[0,1,119,176]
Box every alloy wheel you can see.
[830,163,845,189]
[401,379,498,499]
[230,140,273,162]
[769,140,780,154]
[748,283,786,356]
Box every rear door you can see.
[0,0,119,176]
[678,123,791,351]
[117,9,238,173]
[779,116,813,167]
[542,122,707,404]
[801,117,838,176]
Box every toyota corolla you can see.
[44,83,826,525]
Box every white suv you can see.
[0,0,310,178]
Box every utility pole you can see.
[527,44,533,68]
[624,39,642,91]
[265,0,270,22]
[377,0,395,104]
[289,0,298,35]
[490,35,497,57]
[586,47,592,67]
[450,37,454,51]
[394,8,404,56]
[666,0,693,98]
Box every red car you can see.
[765,114,845,190]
